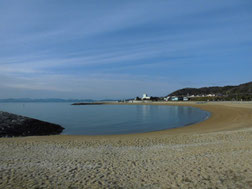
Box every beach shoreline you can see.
[1,102,252,188]
[68,101,252,137]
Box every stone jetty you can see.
[0,111,64,137]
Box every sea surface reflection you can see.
[0,103,210,135]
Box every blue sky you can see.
[0,0,251,99]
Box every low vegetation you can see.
[168,81,252,101]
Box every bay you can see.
[0,102,210,135]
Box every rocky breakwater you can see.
[0,111,64,137]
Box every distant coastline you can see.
[0,98,119,103]
[0,98,95,103]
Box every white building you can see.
[183,97,189,101]
[142,93,151,100]
[164,96,171,101]
[171,96,179,101]
[206,94,216,97]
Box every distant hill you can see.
[0,98,120,103]
[0,98,95,103]
[168,82,252,97]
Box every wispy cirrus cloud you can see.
[0,0,251,98]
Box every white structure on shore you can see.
[164,96,171,101]
[142,93,151,100]
[206,94,216,97]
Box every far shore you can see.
[1,101,252,188]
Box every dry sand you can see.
[0,102,252,188]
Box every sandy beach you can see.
[1,102,252,189]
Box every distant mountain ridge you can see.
[0,98,119,103]
[168,81,252,97]
[0,98,95,103]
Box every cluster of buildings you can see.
[140,93,190,101]
[164,96,189,101]
[165,94,216,101]
[140,93,189,101]
[121,93,217,103]
[187,94,216,98]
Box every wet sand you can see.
[1,102,252,188]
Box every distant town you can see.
[120,93,215,103]
[120,81,252,102]
[120,91,251,103]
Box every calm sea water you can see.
[0,103,210,135]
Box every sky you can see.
[0,0,251,99]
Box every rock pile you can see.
[0,111,64,137]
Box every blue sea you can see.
[0,103,210,135]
